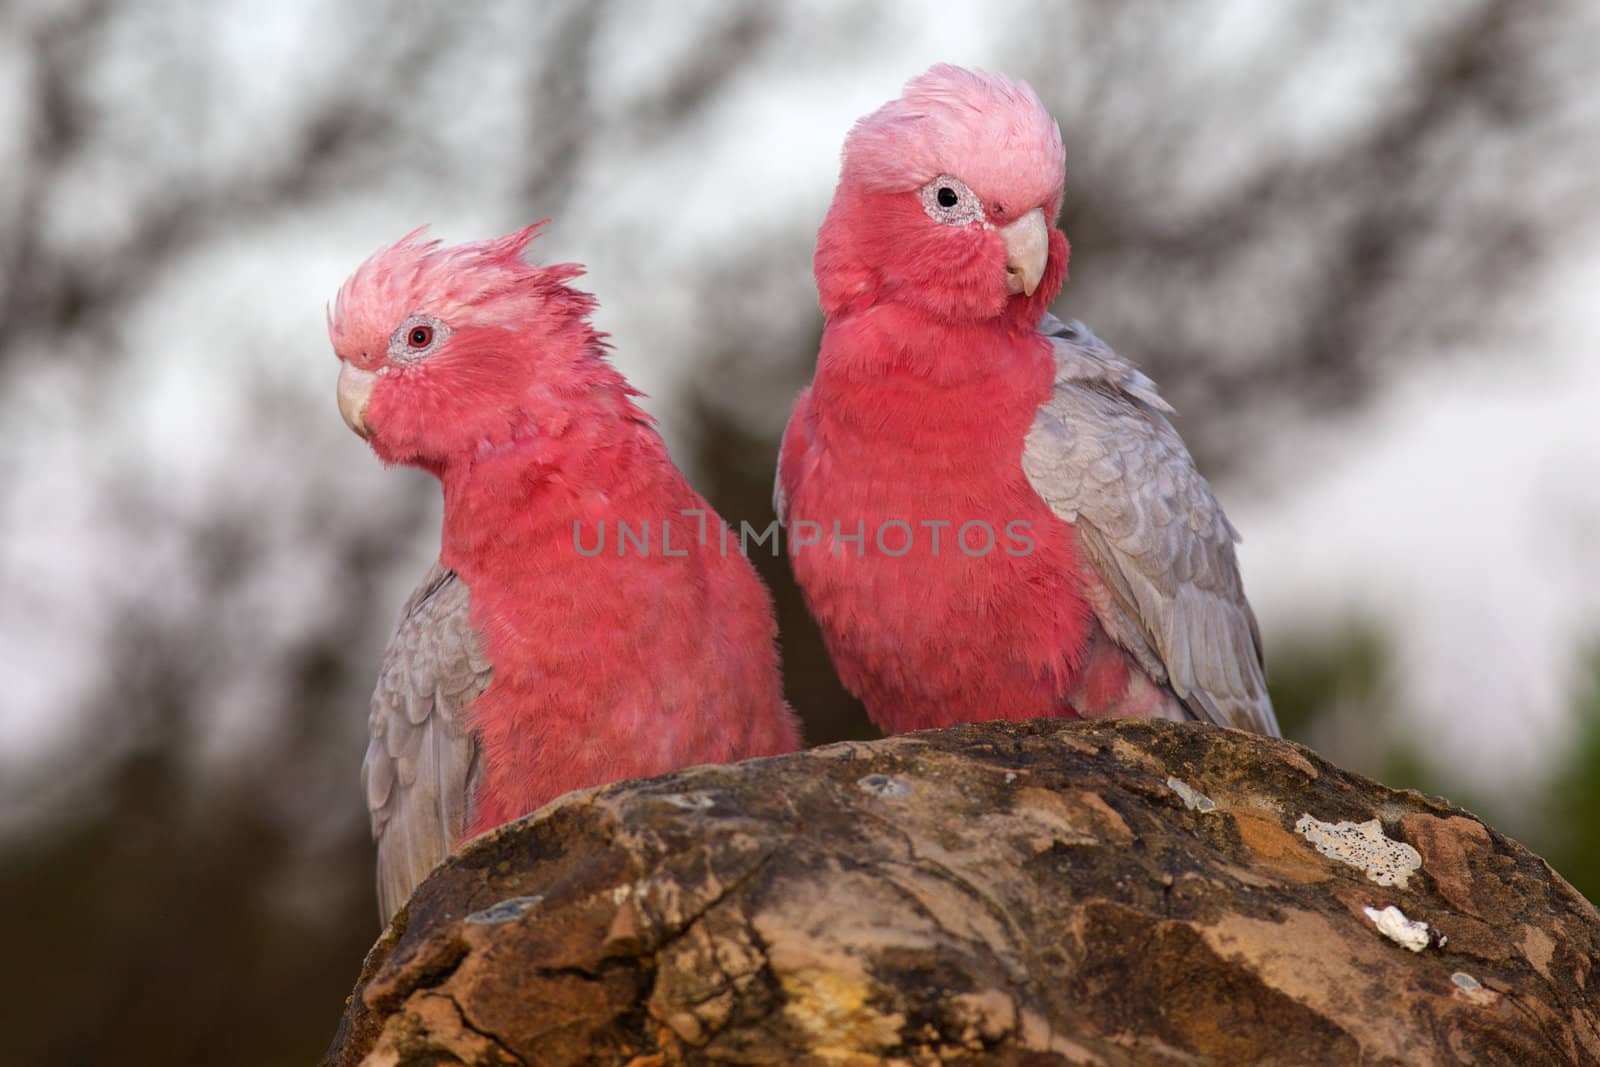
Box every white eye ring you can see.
[388,315,451,363]
[918,175,984,226]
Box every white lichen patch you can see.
[659,791,719,811]
[1451,970,1499,1006]
[1363,905,1433,952]
[1295,814,1421,887]
[1167,777,1217,813]
[857,774,913,798]
[465,894,544,925]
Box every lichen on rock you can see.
[1295,813,1423,887]
[324,719,1600,1067]
[1363,904,1438,952]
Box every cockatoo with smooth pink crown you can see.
[330,224,801,923]
[776,64,1279,738]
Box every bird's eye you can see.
[918,175,983,226]
[388,316,449,363]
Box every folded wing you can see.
[362,562,493,923]
[1021,315,1279,736]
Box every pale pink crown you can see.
[841,64,1065,215]
[328,223,587,358]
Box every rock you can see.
[323,719,1600,1066]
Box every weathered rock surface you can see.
[324,719,1600,1066]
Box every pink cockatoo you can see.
[330,224,802,922]
[776,65,1278,738]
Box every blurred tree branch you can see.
[1,0,460,364]
[1036,1,1594,462]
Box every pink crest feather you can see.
[329,221,588,358]
[841,64,1065,215]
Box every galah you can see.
[776,65,1279,738]
[330,225,801,922]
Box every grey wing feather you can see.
[773,430,789,527]
[362,561,493,923]
[1023,314,1279,737]
[773,386,812,528]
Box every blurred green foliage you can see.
[1269,618,1431,790]
[1543,642,1600,900]
[0,740,377,1067]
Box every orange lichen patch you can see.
[366,991,514,1065]
[1107,736,1165,773]
[1329,883,1384,922]
[1052,729,1105,757]
[1573,1007,1600,1060]
[1218,863,1281,889]
[1521,924,1557,982]
[1278,747,1320,779]
[1197,909,1428,1063]
[1064,789,1135,843]
[1232,810,1330,884]
[622,1054,669,1067]
[1399,813,1497,918]
[1012,787,1102,850]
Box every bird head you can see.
[817,64,1069,324]
[327,224,602,474]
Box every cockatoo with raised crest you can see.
[330,224,801,922]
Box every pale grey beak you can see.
[337,363,377,439]
[1000,208,1048,297]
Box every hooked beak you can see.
[337,363,376,439]
[999,208,1048,297]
